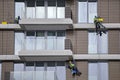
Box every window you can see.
[88,31,108,54]
[36,31,45,50]
[89,62,108,80]
[47,31,56,50]
[25,62,34,71]
[36,0,45,18]
[57,0,65,18]
[13,62,66,80]
[15,31,65,55]
[26,0,35,18]
[15,0,65,19]
[26,31,35,50]
[78,0,97,23]
[14,63,24,80]
[56,62,66,80]
[15,1,25,19]
[15,32,24,55]
[56,31,65,50]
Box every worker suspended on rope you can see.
[68,60,82,77]
[94,16,107,36]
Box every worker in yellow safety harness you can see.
[68,60,82,77]
[94,16,107,36]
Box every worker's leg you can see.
[72,69,76,77]
[99,22,107,34]
[74,67,82,76]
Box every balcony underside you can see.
[19,18,73,30]
[18,50,73,61]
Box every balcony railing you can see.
[10,71,57,80]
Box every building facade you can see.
[0,0,120,80]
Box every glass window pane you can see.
[26,7,35,18]
[89,63,98,80]
[36,0,44,6]
[15,32,24,55]
[57,31,65,37]
[48,0,56,6]
[26,0,35,18]
[26,32,35,50]
[47,31,56,36]
[78,0,87,2]
[57,0,65,7]
[99,63,108,80]
[15,2,25,19]
[35,62,44,71]
[36,32,45,50]
[47,32,56,50]
[88,32,97,54]
[36,7,45,18]
[57,7,65,18]
[56,37,65,50]
[25,62,34,71]
[78,2,87,23]
[47,62,55,71]
[14,63,24,71]
[97,33,108,54]
[88,0,97,2]
[27,0,35,7]
[26,31,35,36]
[24,72,33,80]
[48,7,56,18]
[88,2,97,23]
[56,62,66,80]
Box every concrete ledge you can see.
[74,23,120,29]
[0,24,21,29]
[74,54,120,60]
[19,18,73,24]
[19,18,73,30]
[0,55,20,60]
[19,50,73,61]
